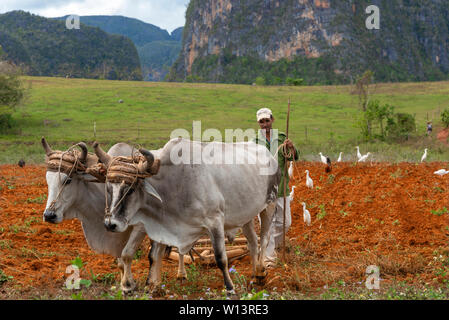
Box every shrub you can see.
[286,77,304,86]
[0,48,25,132]
[441,108,449,128]
[255,76,265,85]
[386,112,416,140]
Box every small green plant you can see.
[339,210,348,217]
[71,292,84,300]
[431,207,449,216]
[230,266,248,293]
[327,174,335,184]
[241,289,270,300]
[186,263,200,282]
[433,186,445,193]
[9,225,19,234]
[79,279,92,288]
[24,216,41,227]
[392,219,400,226]
[26,194,47,204]
[317,204,327,220]
[0,269,13,284]
[99,273,117,285]
[134,249,143,260]
[0,240,12,249]
[70,256,84,269]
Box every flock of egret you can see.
[286,146,448,228]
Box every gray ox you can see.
[41,138,188,293]
[93,138,280,294]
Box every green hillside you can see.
[53,15,183,81]
[0,11,142,80]
[55,15,172,46]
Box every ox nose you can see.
[44,209,57,223]
[104,220,117,232]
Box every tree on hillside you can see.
[0,46,25,132]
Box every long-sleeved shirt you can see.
[253,130,299,197]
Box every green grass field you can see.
[1,76,449,163]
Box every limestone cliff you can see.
[169,0,449,84]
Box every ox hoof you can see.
[145,283,166,297]
[121,281,136,295]
[226,289,239,300]
[255,271,267,286]
[176,274,187,283]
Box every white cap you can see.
[256,108,272,122]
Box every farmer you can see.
[253,107,299,268]
[427,121,433,135]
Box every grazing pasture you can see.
[1,77,449,163]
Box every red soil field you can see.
[0,162,448,299]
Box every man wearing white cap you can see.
[253,107,299,268]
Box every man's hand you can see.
[285,138,295,151]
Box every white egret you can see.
[358,152,371,162]
[289,186,296,201]
[319,152,327,164]
[302,202,311,226]
[337,152,342,162]
[305,170,313,189]
[421,148,428,162]
[288,161,293,178]
[434,169,449,176]
[356,146,362,160]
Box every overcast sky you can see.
[0,0,190,33]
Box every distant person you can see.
[427,121,433,135]
[253,107,299,268]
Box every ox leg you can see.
[117,258,124,282]
[209,227,235,295]
[242,221,258,278]
[119,227,147,294]
[146,241,167,296]
[177,254,187,281]
[256,203,276,283]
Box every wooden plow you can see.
[165,237,257,265]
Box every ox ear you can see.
[143,179,162,203]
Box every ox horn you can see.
[138,148,155,173]
[76,142,88,163]
[92,141,112,167]
[41,137,53,156]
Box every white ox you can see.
[41,138,187,293]
[93,138,280,294]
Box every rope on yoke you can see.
[103,154,160,219]
[46,144,84,210]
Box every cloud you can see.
[0,0,189,32]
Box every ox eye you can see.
[65,178,72,185]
